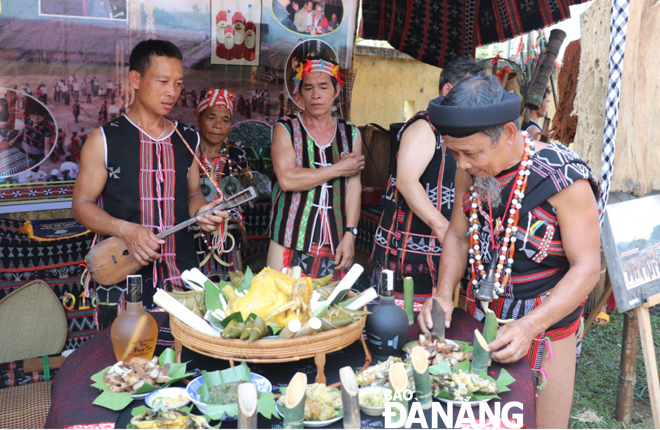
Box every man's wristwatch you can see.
[345,227,358,236]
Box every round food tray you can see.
[170,301,372,383]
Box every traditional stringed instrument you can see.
[85,187,258,286]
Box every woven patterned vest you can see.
[269,113,356,254]
[100,115,198,290]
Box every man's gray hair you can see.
[441,74,520,143]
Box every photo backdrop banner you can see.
[0,0,357,207]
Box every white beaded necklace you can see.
[468,131,536,301]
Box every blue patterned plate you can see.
[186,373,272,418]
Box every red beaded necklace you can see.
[468,131,535,300]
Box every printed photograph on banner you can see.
[40,0,127,20]
[0,88,60,179]
[607,195,660,290]
[0,0,357,204]
[272,0,344,36]
[285,39,339,110]
[211,0,261,65]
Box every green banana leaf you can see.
[90,348,193,411]
[429,361,516,402]
[197,363,278,420]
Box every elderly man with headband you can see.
[192,89,250,279]
[267,58,365,280]
[417,75,600,429]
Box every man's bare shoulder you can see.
[79,128,106,164]
[401,118,435,143]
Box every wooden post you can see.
[637,299,660,429]
[615,310,638,425]
[584,273,613,333]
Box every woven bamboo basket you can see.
[170,296,372,383]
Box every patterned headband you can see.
[194,89,237,117]
[293,59,345,88]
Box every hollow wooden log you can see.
[340,366,361,429]
[237,382,258,429]
[283,372,307,429]
[411,346,432,410]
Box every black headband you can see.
[427,91,521,138]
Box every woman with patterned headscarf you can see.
[193,89,250,279]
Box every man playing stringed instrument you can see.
[73,40,228,328]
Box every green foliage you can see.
[650,225,660,244]
[570,311,660,428]
[228,122,272,150]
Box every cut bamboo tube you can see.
[237,382,258,429]
[153,290,219,336]
[403,277,414,325]
[388,362,409,428]
[411,346,432,410]
[471,329,490,375]
[283,372,307,429]
[340,366,360,429]
[483,309,498,366]
[293,317,322,338]
[291,266,302,279]
[278,319,302,339]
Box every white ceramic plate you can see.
[186,373,272,417]
[276,400,343,428]
[358,386,389,416]
[130,392,150,400]
[145,387,190,410]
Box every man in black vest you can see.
[73,40,228,327]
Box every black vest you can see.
[100,115,198,295]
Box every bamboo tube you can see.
[471,329,490,375]
[153,290,219,336]
[291,266,302,279]
[411,346,432,410]
[283,372,307,429]
[343,287,378,311]
[237,382,258,429]
[403,277,414,325]
[278,319,302,339]
[248,316,267,344]
[240,319,254,340]
[293,317,322,338]
[388,362,409,429]
[483,310,498,366]
[340,366,360,429]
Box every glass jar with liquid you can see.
[110,275,158,361]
